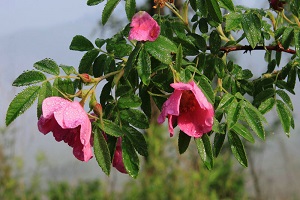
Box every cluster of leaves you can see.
[5,0,300,178]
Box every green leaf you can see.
[12,70,46,87]
[52,78,75,97]
[102,0,121,25]
[232,123,255,143]
[34,58,60,76]
[79,48,99,74]
[227,100,241,129]
[87,0,104,6]
[125,43,143,77]
[59,65,76,75]
[217,93,234,110]
[258,98,275,114]
[122,136,139,178]
[225,13,242,31]
[194,75,215,104]
[281,27,294,49]
[195,134,214,170]
[294,28,300,58]
[120,109,149,129]
[145,36,177,64]
[253,88,275,106]
[179,68,192,83]
[100,119,123,137]
[137,48,151,85]
[178,131,191,154]
[276,100,291,136]
[125,0,136,21]
[213,133,225,157]
[219,0,235,12]
[276,90,293,111]
[6,86,40,126]
[206,0,222,23]
[241,13,262,48]
[209,30,221,55]
[69,35,94,51]
[175,44,183,72]
[117,94,142,109]
[243,105,265,140]
[228,131,248,167]
[37,81,52,118]
[93,54,106,78]
[123,126,148,157]
[93,125,111,176]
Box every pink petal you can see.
[157,90,182,123]
[41,97,71,119]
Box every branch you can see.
[208,45,296,54]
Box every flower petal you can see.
[157,90,182,123]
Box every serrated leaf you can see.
[6,86,40,126]
[12,70,46,87]
[243,105,265,140]
[209,30,221,55]
[227,100,241,129]
[93,125,111,175]
[294,29,300,58]
[228,131,248,167]
[145,36,177,64]
[37,81,52,118]
[281,27,294,49]
[232,123,255,143]
[276,100,291,136]
[124,42,143,76]
[195,134,214,170]
[194,75,215,104]
[137,48,151,85]
[206,0,222,23]
[59,65,76,75]
[219,0,235,12]
[100,119,123,137]
[69,35,94,51]
[79,48,99,74]
[123,126,148,157]
[102,0,121,25]
[34,58,59,75]
[52,78,75,98]
[225,13,242,31]
[258,98,275,114]
[213,133,225,157]
[125,0,136,20]
[117,94,142,108]
[175,44,183,72]
[241,13,262,48]
[217,93,234,110]
[87,0,104,6]
[120,109,149,129]
[276,90,293,111]
[178,131,191,154]
[253,88,275,106]
[122,136,139,178]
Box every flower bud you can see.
[79,73,92,83]
[270,0,286,11]
[93,103,103,117]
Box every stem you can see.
[165,2,187,26]
[211,45,296,54]
[281,12,294,25]
[292,14,300,27]
[216,25,230,42]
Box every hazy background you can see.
[1,0,299,199]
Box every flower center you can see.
[179,90,197,113]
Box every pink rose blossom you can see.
[157,81,214,138]
[128,11,160,42]
[38,97,93,162]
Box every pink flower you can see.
[38,97,93,162]
[128,11,160,42]
[157,81,214,138]
[112,137,127,174]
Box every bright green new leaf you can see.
[117,94,142,109]
[12,70,46,87]
[243,105,265,140]
[93,125,111,176]
[228,131,248,167]
[232,123,255,143]
[69,35,94,51]
[178,131,191,154]
[100,119,123,137]
[87,0,104,6]
[145,36,177,65]
[241,13,262,48]
[217,93,234,110]
[120,109,149,129]
[137,48,151,85]
[276,100,291,136]
[59,65,76,75]
[102,0,121,25]
[125,0,136,20]
[79,48,100,74]
[123,126,148,157]
[122,137,139,178]
[206,0,222,23]
[34,58,60,76]
[195,134,214,170]
[225,13,242,32]
[258,98,275,114]
[219,0,235,12]
[6,86,40,126]
[276,89,293,111]
[37,81,52,118]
